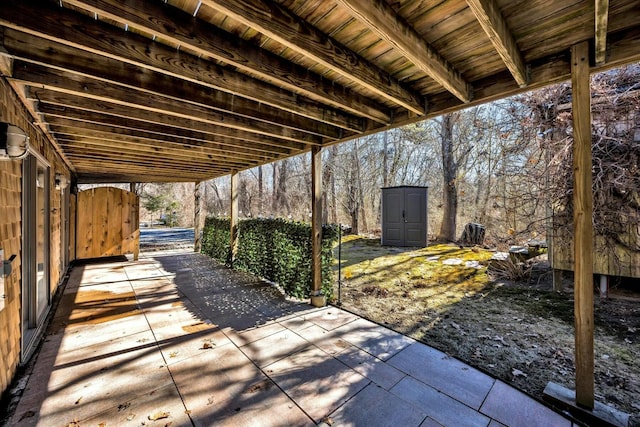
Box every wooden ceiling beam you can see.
[335,0,472,103]
[595,0,610,65]
[0,0,388,125]
[50,127,265,165]
[9,58,350,139]
[2,30,367,133]
[59,145,232,172]
[69,160,218,179]
[77,172,213,184]
[200,0,424,114]
[55,136,255,168]
[13,63,327,143]
[31,90,309,153]
[45,116,286,160]
[40,106,306,153]
[465,0,528,87]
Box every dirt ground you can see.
[333,237,640,426]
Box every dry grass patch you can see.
[333,236,640,425]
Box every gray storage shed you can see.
[381,186,428,247]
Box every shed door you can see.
[403,188,427,247]
[382,188,405,245]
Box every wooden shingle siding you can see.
[0,77,70,395]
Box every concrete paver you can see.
[480,381,572,427]
[388,342,495,409]
[391,376,491,427]
[327,383,427,426]
[9,249,576,427]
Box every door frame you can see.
[21,151,51,362]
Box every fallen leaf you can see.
[169,351,179,358]
[322,416,334,426]
[126,413,136,421]
[202,342,214,349]
[98,423,106,427]
[148,411,170,421]
[512,368,528,378]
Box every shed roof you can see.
[1,0,639,183]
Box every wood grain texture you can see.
[595,0,610,65]
[311,146,322,293]
[2,29,370,132]
[465,0,527,87]
[0,1,388,125]
[75,188,140,259]
[335,0,471,103]
[571,41,594,411]
[201,0,424,113]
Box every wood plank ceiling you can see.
[0,0,639,183]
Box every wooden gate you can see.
[75,187,139,260]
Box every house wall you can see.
[0,77,71,396]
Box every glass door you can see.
[22,154,50,361]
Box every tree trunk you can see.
[271,163,278,213]
[277,159,291,216]
[322,151,332,224]
[437,113,458,241]
[383,131,389,187]
[353,140,368,232]
[257,165,263,214]
[239,175,251,217]
[209,182,224,213]
[330,146,338,223]
[349,175,359,235]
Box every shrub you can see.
[201,217,339,299]
[201,217,230,264]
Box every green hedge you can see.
[202,217,231,264]
[201,217,339,300]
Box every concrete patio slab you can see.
[297,324,354,356]
[481,381,572,427]
[335,346,406,390]
[326,383,427,426]
[187,377,313,427]
[388,342,496,409]
[264,345,370,423]
[240,328,312,368]
[390,376,491,427]
[7,249,576,427]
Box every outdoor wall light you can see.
[55,173,69,190]
[0,123,30,160]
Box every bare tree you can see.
[437,113,458,241]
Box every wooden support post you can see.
[553,269,563,292]
[194,181,202,253]
[571,41,594,410]
[230,171,239,266]
[311,146,323,305]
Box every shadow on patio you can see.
[7,249,576,427]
